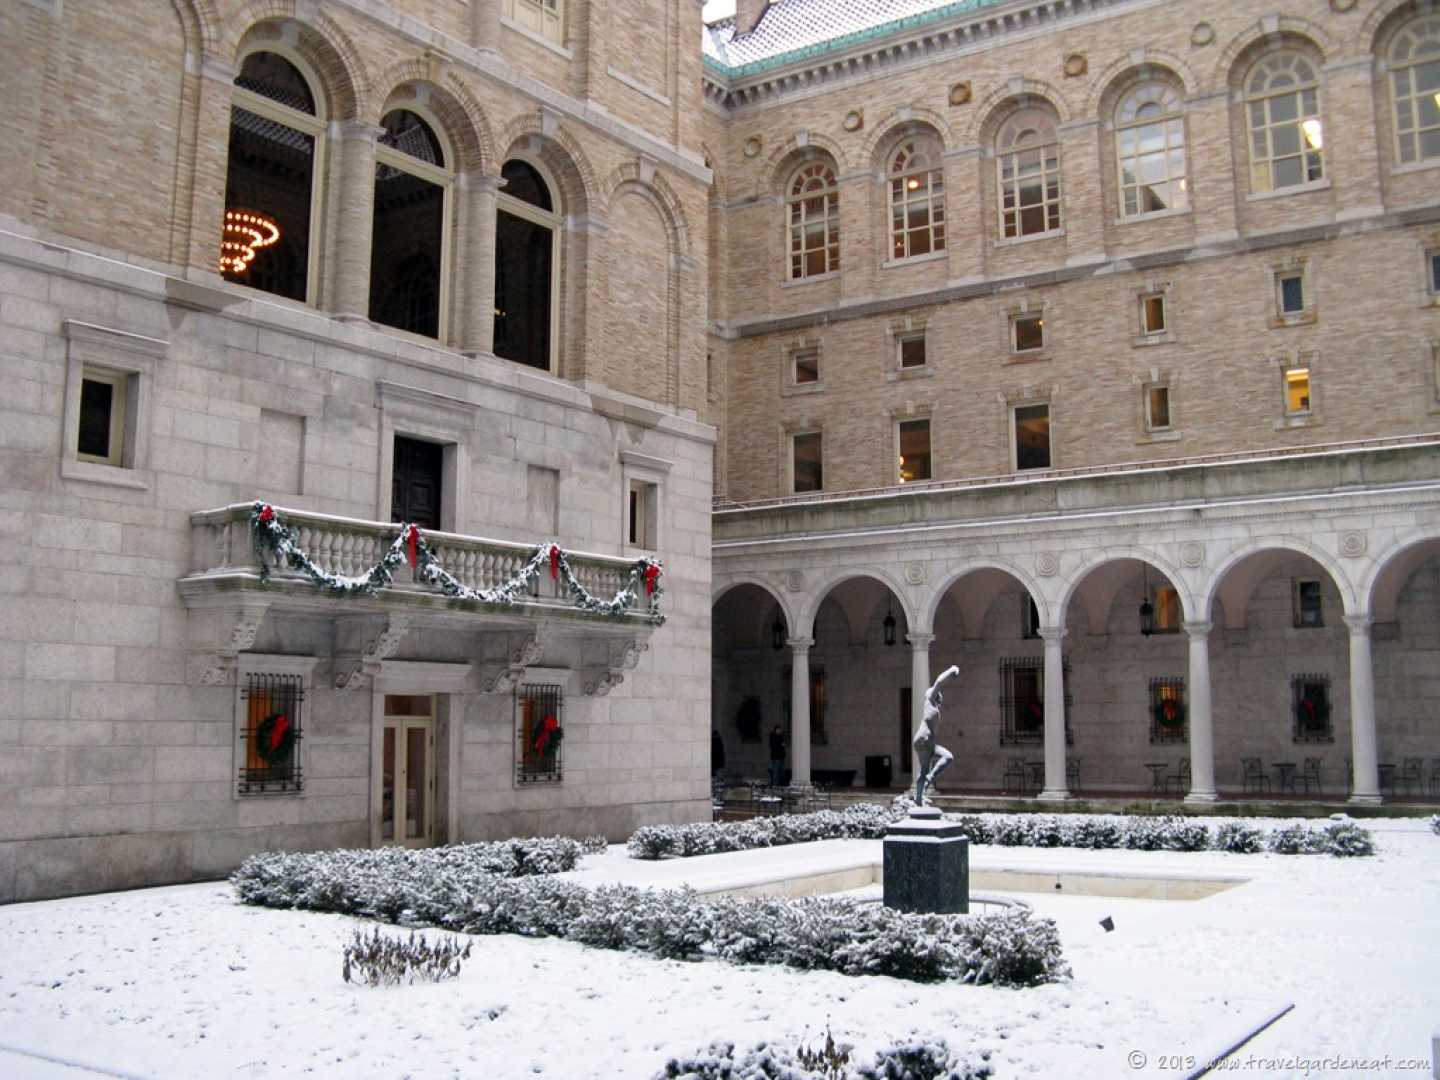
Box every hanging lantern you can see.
[1139,563,1155,637]
[882,603,897,647]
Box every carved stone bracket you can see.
[480,631,546,694]
[482,665,524,695]
[198,601,271,685]
[583,639,648,697]
[512,633,545,667]
[334,614,413,690]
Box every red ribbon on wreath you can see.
[406,524,419,570]
[549,544,560,581]
[643,563,661,596]
[258,504,274,524]
[1161,698,1180,725]
[1301,698,1317,723]
[533,714,559,753]
[268,714,291,752]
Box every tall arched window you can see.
[889,136,946,260]
[787,161,840,279]
[369,108,453,340]
[1246,52,1324,193]
[223,51,326,302]
[997,110,1060,239]
[1389,15,1440,165]
[495,157,560,372]
[1116,82,1187,217]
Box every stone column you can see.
[1183,620,1218,801]
[1323,57,1384,222]
[1038,626,1068,800]
[1344,615,1381,803]
[787,636,813,786]
[908,631,933,780]
[329,120,384,320]
[459,171,503,355]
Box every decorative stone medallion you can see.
[904,561,927,585]
[1063,53,1088,77]
[1180,541,1204,568]
[785,569,805,592]
[743,135,762,158]
[1035,552,1059,577]
[1191,22,1215,47]
[842,109,864,132]
[948,81,972,106]
[1339,531,1367,558]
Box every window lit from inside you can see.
[793,431,823,493]
[1014,404,1050,470]
[1116,83,1188,216]
[1284,367,1311,414]
[889,137,946,259]
[1246,52,1324,193]
[793,348,819,384]
[1146,385,1172,431]
[1013,314,1044,352]
[77,368,128,467]
[1141,293,1166,335]
[1150,586,1181,632]
[516,684,563,784]
[1388,16,1440,165]
[898,418,931,483]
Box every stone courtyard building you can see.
[1,0,1439,903]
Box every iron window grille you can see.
[781,665,828,745]
[1149,676,1188,744]
[516,683,564,784]
[1291,673,1333,743]
[999,657,1071,746]
[239,672,304,794]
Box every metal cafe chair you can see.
[1241,757,1270,794]
[1165,757,1190,795]
[1001,758,1026,794]
[1066,756,1081,793]
[1399,757,1424,798]
[1300,757,1323,795]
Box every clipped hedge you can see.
[656,1035,993,1080]
[628,805,894,859]
[232,846,1069,988]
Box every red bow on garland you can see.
[258,504,275,524]
[643,563,661,596]
[533,714,559,753]
[406,525,419,570]
[549,544,560,581]
[268,714,290,752]
[1301,698,1317,721]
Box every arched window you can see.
[1246,52,1324,193]
[889,136,946,260]
[223,51,326,302]
[1116,82,1187,216]
[495,157,560,372]
[369,108,453,340]
[787,161,840,279]
[1389,15,1440,165]
[996,110,1060,239]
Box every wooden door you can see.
[391,436,443,528]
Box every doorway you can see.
[391,435,443,528]
[899,687,912,774]
[381,693,435,846]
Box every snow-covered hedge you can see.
[233,850,1069,987]
[1429,815,1440,836]
[631,806,1373,860]
[656,1035,993,1080]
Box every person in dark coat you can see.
[768,724,786,786]
[711,729,726,775]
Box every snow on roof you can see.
[703,0,1002,76]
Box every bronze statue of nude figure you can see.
[913,664,960,804]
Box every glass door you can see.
[381,694,435,847]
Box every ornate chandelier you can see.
[220,208,281,275]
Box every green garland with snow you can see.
[248,502,665,624]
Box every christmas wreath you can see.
[1025,701,1044,727]
[533,714,562,756]
[254,712,296,765]
[1155,698,1182,728]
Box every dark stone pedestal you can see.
[882,805,970,914]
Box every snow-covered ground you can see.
[0,818,1436,1079]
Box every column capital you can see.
[1343,614,1374,635]
[1038,625,1067,644]
[334,119,386,143]
[786,636,814,654]
[1183,620,1214,638]
[906,632,935,648]
[465,171,507,193]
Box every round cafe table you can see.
[1144,762,1168,793]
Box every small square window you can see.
[793,348,819,385]
[77,368,128,467]
[1284,367,1311,414]
[898,334,927,369]
[1013,314,1044,352]
[1279,273,1305,315]
[1429,251,1440,296]
[628,479,658,549]
[1145,386,1172,431]
[897,418,931,482]
[1141,294,1166,335]
[793,431,823,493]
[1293,579,1323,628]
[1013,403,1051,470]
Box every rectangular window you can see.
[1146,386,1172,431]
[77,368,128,466]
[899,333,927,369]
[1012,314,1044,352]
[1149,677,1187,744]
[1014,404,1051,470]
[1279,273,1305,315]
[1291,673,1333,742]
[782,666,828,745]
[1021,595,1041,640]
[628,479,658,549]
[1293,579,1323,628]
[1141,293,1167,335]
[897,419,931,483]
[1153,586,1182,633]
[792,432,823,493]
[793,348,820,385]
[1429,251,1440,296]
[999,656,1071,746]
[506,0,563,42]
[1284,367,1311,414]
[239,672,304,794]
[516,683,564,784]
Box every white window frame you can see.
[888,136,946,261]
[897,331,928,370]
[790,430,824,494]
[496,153,563,374]
[504,0,564,45]
[787,161,840,280]
[1292,578,1325,629]
[60,320,163,489]
[1283,364,1312,417]
[1115,82,1189,218]
[1140,292,1167,337]
[896,416,932,484]
[620,449,670,555]
[1011,312,1045,353]
[793,346,820,386]
[1388,15,1440,167]
[1245,51,1325,195]
[230,46,328,305]
[75,367,129,467]
[1010,401,1052,472]
[997,109,1062,240]
[1144,383,1173,433]
[372,104,456,343]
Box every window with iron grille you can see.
[781,665,828,745]
[1291,673,1333,742]
[1149,677,1187,744]
[516,683,564,784]
[999,657,1071,746]
[239,672,304,794]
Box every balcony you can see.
[179,503,662,693]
